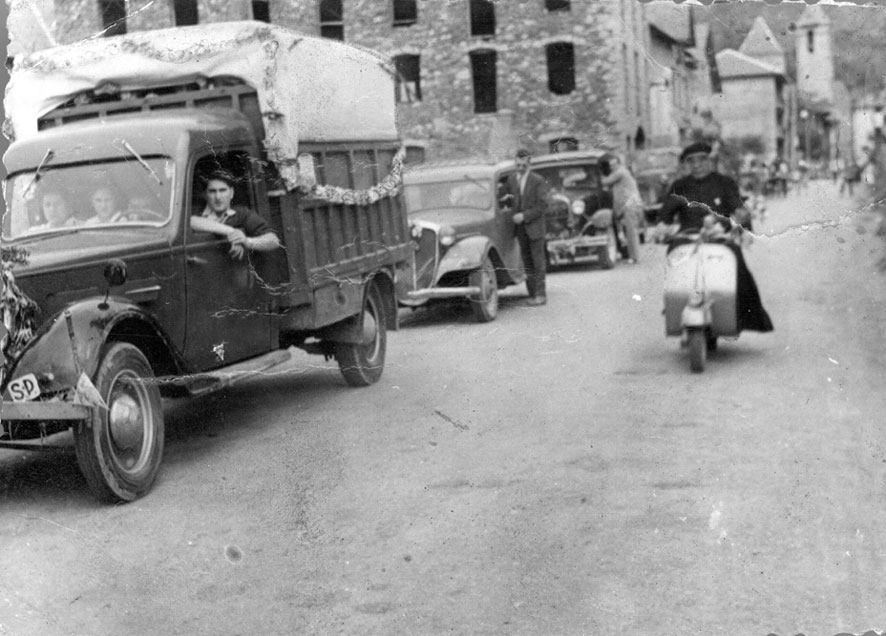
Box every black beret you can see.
[680,142,713,162]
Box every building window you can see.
[470,0,495,37]
[173,0,199,26]
[393,0,417,26]
[470,49,497,113]
[405,145,426,164]
[622,43,631,115]
[320,0,344,40]
[99,0,127,36]
[546,42,575,95]
[545,0,570,11]
[252,0,270,22]
[806,30,814,53]
[393,55,422,103]
[634,126,646,150]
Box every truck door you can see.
[183,151,273,371]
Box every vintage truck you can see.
[0,23,411,502]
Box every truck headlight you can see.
[439,225,456,247]
[571,200,586,216]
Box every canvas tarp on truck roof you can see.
[4,21,399,190]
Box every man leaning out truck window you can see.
[189,169,280,259]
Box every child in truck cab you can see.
[85,187,125,225]
[189,169,280,260]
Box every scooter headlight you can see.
[570,199,586,216]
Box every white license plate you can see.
[7,373,41,402]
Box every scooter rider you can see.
[658,142,774,333]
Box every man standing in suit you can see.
[509,149,549,306]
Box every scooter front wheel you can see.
[688,329,707,373]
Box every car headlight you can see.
[410,223,423,240]
[439,225,456,247]
[570,199,586,216]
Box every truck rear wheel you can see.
[469,255,499,323]
[74,342,164,503]
[335,281,386,387]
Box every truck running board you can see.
[169,349,293,397]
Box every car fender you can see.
[3,298,183,397]
[584,208,614,232]
[435,235,493,282]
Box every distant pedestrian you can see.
[506,149,549,306]
[601,154,643,264]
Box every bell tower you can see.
[794,4,834,105]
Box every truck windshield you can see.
[3,157,174,241]
[404,178,492,213]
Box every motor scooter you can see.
[663,232,739,372]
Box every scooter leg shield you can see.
[681,304,710,329]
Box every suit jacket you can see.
[507,170,549,240]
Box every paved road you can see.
[1,180,884,636]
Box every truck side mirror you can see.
[104,259,127,287]
[100,259,127,310]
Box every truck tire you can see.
[599,227,618,270]
[469,255,499,323]
[74,342,164,503]
[335,281,386,387]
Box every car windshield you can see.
[534,164,602,197]
[3,157,175,241]
[404,178,492,213]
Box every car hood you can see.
[408,207,493,232]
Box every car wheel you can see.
[469,255,499,323]
[599,227,617,269]
[74,342,164,503]
[335,281,387,387]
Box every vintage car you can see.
[399,162,526,322]
[521,150,620,269]
[632,146,683,229]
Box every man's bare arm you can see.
[190,215,235,237]
[231,231,280,252]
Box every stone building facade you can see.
[35,0,654,161]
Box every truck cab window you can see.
[192,153,256,215]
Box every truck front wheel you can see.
[335,281,387,387]
[74,342,165,503]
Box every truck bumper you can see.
[405,285,482,300]
[1,401,93,421]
